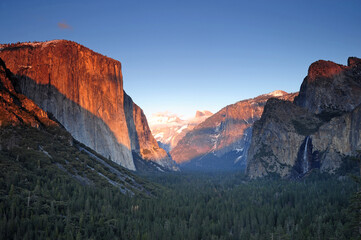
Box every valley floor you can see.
[1,160,360,240]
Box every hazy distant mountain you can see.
[148,110,213,152]
[170,91,297,171]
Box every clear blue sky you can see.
[1,0,361,118]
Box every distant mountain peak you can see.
[148,111,184,127]
[149,110,213,152]
[170,92,298,167]
[195,110,213,118]
[267,90,288,97]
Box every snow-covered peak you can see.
[148,112,184,128]
[148,110,213,152]
[267,90,288,97]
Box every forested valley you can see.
[1,149,360,240]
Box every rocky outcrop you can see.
[247,57,361,178]
[294,57,361,114]
[0,40,172,171]
[0,57,57,129]
[170,91,297,170]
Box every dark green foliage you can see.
[337,156,360,176]
[348,152,361,239]
[0,125,359,239]
[0,156,357,240]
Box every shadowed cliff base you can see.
[12,74,139,170]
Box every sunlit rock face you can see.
[0,40,172,171]
[0,57,57,129]
[247,57,361,178]
[294,57,361,114]
[170,91,297,170]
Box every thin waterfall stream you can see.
[303,136,310,174]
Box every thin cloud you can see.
[57,22,72,30]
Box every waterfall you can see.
[302,136,310,174]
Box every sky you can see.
[1,0,361,119]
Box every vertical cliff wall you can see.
[247,57,361,178]
[0,40,170,170]
[124,92,174,169]
[0,57,57,129]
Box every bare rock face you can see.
[247,57,361,178]
[124,92,177,170]
[0,40,171,171]
[246,99,323,178]
[170,91,297,170]
[311,104,361,172]
[0,57,57,129]
[294,58,361,114]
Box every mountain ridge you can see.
[170,90,298,170]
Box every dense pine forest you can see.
[1,144,360,240]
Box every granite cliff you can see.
[0,57,57,129]
[247,57,361,178]
[0,40,174,171]
[170,91,297,170]
[0,57,155,193]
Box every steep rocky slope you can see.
[148,110,213,152]
[0,57,152,194]
[0,58,57,129]
[0,40,174,171]
[247,57,361,178]
[170,91,297,170]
